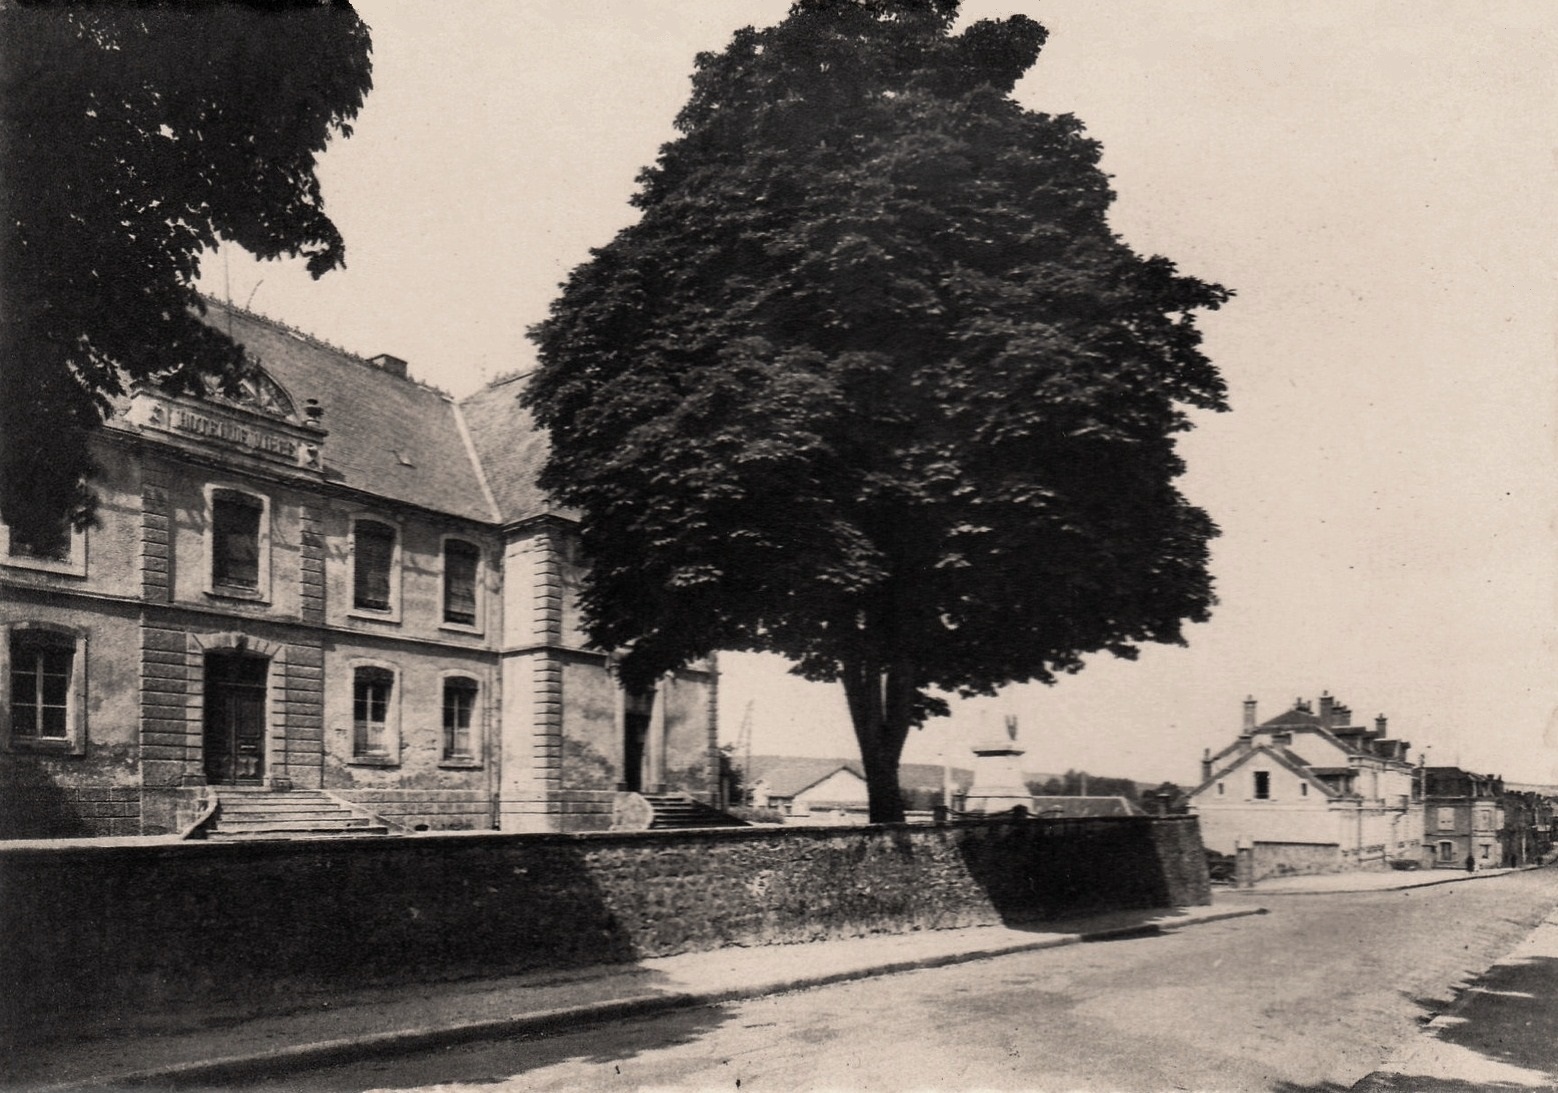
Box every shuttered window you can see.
[212,490,262,588]
[353,521,396,610]
[443,541,479,625]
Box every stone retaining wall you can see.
[0,815,1208,1042]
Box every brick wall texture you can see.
[0,815,1209,1041]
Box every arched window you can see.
[351,519,398,613]
[442,539,480,627]
[4,624,86,753]
[352,665,396,760]
[207,486,270,598]
[442,676,479,761]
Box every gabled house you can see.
[747,756,869,818]
[1190,693,1422,876]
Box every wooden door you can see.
[203,652,268,785]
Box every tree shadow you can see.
[150,989,739,1092]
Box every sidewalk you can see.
[1218,865,1521,896]
[5,902,1261,1092]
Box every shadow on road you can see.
[171,993,739,1093]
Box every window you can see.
[1437,841,1456,863]
[1437,807,1455,831]
[1300,783,1308,797]
[442,540,480,626]
[1216,782,1225,796]
[442,677,478,761]
[352,520,397,612]
[10,521,70,562]
[1,517,86,576]
[1253,771,1270,800]
[352,667,394,758]
[1476,809,1493,831]
[212,490,263,588]
[9,630,72,740]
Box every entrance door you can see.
[622,689,654,793]
[204,652,268,785]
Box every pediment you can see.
[200,357,299,424]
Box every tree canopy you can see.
[526,0,1230,822]
[0,1,371,549]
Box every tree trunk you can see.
[841,657,916,824]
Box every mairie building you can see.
[0,300,720,838]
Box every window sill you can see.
[348,608,401,624]
[438,758,483,770]
[8,738,84,756]
[206,586,269,604]
[437,622,483,636]
[3,559,88,578]
[348,755,399,768]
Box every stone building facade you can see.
[0,300,718,838]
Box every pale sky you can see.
[200,1,1558,787]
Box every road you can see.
[228,870,1558,1093]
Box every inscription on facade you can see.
[170,408,298,459]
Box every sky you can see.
[199,1,1558,787]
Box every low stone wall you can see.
[1253,840,1341,880]
[0,815,1208,1042]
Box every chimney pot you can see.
[1242,695,1257,732]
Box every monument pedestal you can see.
[962,717,1035,815]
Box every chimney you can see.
[1242,695,1257,733]
[1202,748,1213,783]
[370,353,408,379]
[1333,703,1352,728]
[1375,714,1388,736]
[1318,692,1335,729]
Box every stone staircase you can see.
[197,787,394,841]
[641,793,749,830]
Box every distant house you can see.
[747,756,869,818]
[745,755,973,820]
[1189,693,1422,877]
[1422,768,1503,869]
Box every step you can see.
[205,827,392,841]
[211,819,376,833]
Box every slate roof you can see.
[1259,706,1322,729]
[458,373,564,524]
[196,300,498,523]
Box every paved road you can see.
[227,870,1558,1093]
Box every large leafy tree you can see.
[0,1,371,548]
[527,0,1230,822]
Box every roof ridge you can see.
[202,295,455,399]
[450,399,502,524]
